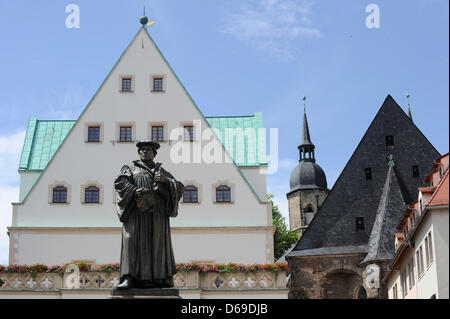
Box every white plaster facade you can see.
[388,209,448,299]
[415,208,448,299]
[9,27,274,266]
[386,155,449,299]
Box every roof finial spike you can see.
[302,96,306,113]
[406,93,413,121]
[140,4,149,28]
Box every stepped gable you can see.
[288,95,440,257]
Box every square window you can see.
[120,126,132,142]
[122,78,132,92]
[88,126,100,142]
[152,126,164,142]
[356,217,365,231]
[153,77,163,92]
[184,126,195,142]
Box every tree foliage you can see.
[268,194,300,261]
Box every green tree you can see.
[268,194,300,261]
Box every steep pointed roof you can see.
[16,25,269,205]
[301,109,313,146]
[288,107,328,193]
[360,158,408,264]
[288,95,440,257]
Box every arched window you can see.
[183,185,198,203]
[216,185,231,203]
[85,186,100,203]
[303,205,315,226]
[52,186,67,203]
[357,286,367,299]
[304,205,314,213]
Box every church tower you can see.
[287,102,329,235]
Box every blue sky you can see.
[0,0,448,265]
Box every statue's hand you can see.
[155,171,168,184]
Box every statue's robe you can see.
[114,160,184,287]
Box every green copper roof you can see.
[205,112,267,167]
[18,113,267,171]
[19,118,76,171]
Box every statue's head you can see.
[136,140,160,162]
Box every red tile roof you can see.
[427,169,449,207]
[419,186,437,193]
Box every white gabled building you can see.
[8,24,274,267]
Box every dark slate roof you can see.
[360,161,408,264]
[288,108,328,193]
[289,161,328,192]
[301,109,313,146]
[288,95,440,257]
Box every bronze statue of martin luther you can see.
[114,140,184,289]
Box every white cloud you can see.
[221,0,321,59]
[0,130,25,265]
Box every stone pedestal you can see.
[110,288,181,299]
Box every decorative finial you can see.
[302,96,306,113]
[388,154,395,168]
[140,5,155,29]
[140,16,149,27]
[406,93,413,121]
